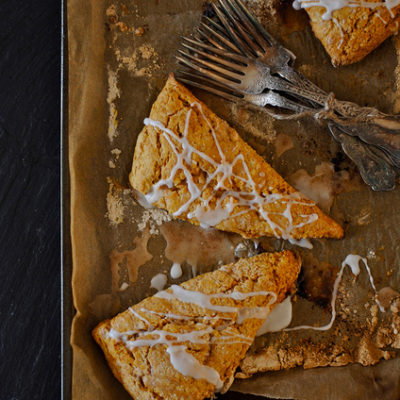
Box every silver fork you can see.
[177,38,323,100]
[176,35,400,169]
[175,0,400,189]
[210,0,400,126]
[176,73,396,191]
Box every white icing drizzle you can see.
[211,328,253,345]
[150,273,167,291]
[375,8,389,23]
[236,306,271,324]
[170,262,183,279]
[288,238,313,249]
[144,102,318,239]
[108,284,277,389]
[141,308,192,321]
[332,17,345,49]
[256,296,293,336]
[293,0,400,20]
[167,345,223,390]
[343,254,385,311]
[155,284,277,314]
[129,307,154,328]
[111,328,213,348]
[285,253,384,332]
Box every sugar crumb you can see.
[106,179,125,225]
[111,148,122,157]
[107,66,120,142]
[139,44,155,60]
[135,26,145,36]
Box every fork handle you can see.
[273,66,400,165]
[244,91,310,113]
[277,65,400,121]
[327,118,400,168]
[328,124,396,191]
[243,89,398,191]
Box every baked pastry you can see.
[93,251,301,400]
[130,75,343,240]
[294,0,400,66]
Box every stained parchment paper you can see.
[68,0,400,399]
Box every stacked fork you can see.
[175,0,400,191]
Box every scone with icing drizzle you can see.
[130,75,343,240]
[93,251,301,400]
[294,0,400,66]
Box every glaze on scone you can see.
[294,0,400,66]
[130,75,343,240]
[93,251,301,400]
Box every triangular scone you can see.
[298,1,400,66]
[130,75,343,240]
[93,251,301,400]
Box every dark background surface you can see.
[0,0,61,399]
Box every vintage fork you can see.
[175,0,400,190]
[176,36,400,166]
[177,2,400,167]
[176,73,396,191]
[207,0,400,121]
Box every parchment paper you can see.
[68,0,400,399]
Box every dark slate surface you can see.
[0,1,61,399]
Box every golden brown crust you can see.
[305,4,400,66]
[129,75,343,240]
[93,251,301,400]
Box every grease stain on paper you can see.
[289,162,351,212]
[110,228,153,291]
[274,133,294,158]
[89,293,121,321]
[159,220,237,276]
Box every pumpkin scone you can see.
[130,75,343,240]
[93,251,301,400]
[294,0,400,66]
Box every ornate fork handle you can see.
[334,121,400,168]
[268,64,400,166]
[328,124,396,191]
[242,91,397,191]
[177,0,399,190]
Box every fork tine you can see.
[177,49,243,81]
[176,67,243,95]
[176,55,244,91]
[181,42,245,72]
[223,0,271,53]
[176,57,248,94]
[197,27,227,51]
[217,0,262,57]
[203,16,226,35]
[230,0,279,48]
[197,26,227,50]
[211,2,253,57]
[181,36,249,64]
[199,22,241,53]
[175,74,242,103]
[176,66,311,114]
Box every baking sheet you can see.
[68,0,400,399]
